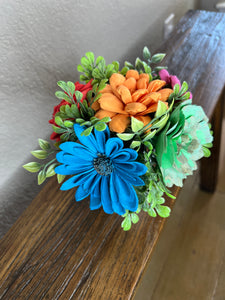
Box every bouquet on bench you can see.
[23,47,213,230]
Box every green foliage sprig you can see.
[23,139,65,185]
[122,46,167,80]
[77,51,119,85]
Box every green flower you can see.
[155,104,213,187]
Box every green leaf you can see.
[94,122,106,131]
[46,164,57,177]
[64,120,74,128]
[38,139,51,150]
[57,174,66,184]
[121,215,132,231]
[173,83,180,95]
[99,116,111,123]
[64,105,73,118]
[130,141,141,149]
[71,104,81,118]
[67,81,75,96]
[31,150,48,159]
[81,126,93,136]
[55,91,71,102]
[120,66,129,75]
[151,114,170,130]
[117,133,135,141]
[76,118,85,124]
[131,213,139,224]
[202,146,211,157]
[57,81,69,93]
[148,207,157,217]
[55,116,64,127]
[179,81,188,95]
[77,64,85,72]
[131,117,144,132]
[155,205,171,218]
[96,56,104,65]
[112,61,120,72]
[143,130,157,141]
[143,46,151,60]
[155,101,168,118]
[124,61,134,69]
[151,53,166,63]
[135,57,143,70]
[85,51,95,65]
[23,162,42,173]
[38,170,46,185]
[75,91,83,102]
[52,125,65,134]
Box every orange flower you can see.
[94,70,173,133]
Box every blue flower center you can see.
[93,154,113,176]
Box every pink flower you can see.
[159,69,192,99]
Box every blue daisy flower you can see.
[55,124,147,215]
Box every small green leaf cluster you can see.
[77,51,119,84]
[122,46,167,80]
[121,208,140,231]
[55,81,76,104]
[168,81,191,104]
[23,139,65,185]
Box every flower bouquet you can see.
[23,47,213,230]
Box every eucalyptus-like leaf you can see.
[130,140,141,149]
[46,164,57,177]
[143,46,151,60]
[143,130,157,141]
[112,61,120,72]
[38,170,46,185]
[57,174,66,184]
[23,162,42,173]
[77,64,85,72]
[38,139,51,150]
[151,114,170,130]
[131,117,144,132]
[31,150,48,160]
[173,83,180,95]
[57,81,69,93]
[52,125,65,134]
[155,101,168,118]
[151,53,166,63]
[117,133,135,141]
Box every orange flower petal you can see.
[147,80,166,92]
[137,77,148,89]
[139,73,150,81]
[158,88,173,101]
[109,114,130,133]
[135,115,151,127]
[132,89,148,102]
[125,102,147,115]
[126,70,140,80]
[117,85,132,104]
[95,109,117,119]
[138,103,159,115]
[122,77,137,94]
[91,101,100,111]
[109,73,126,90]
[139,92,161,105]
[99,93,126,114]
[101,84,113,94]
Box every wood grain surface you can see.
[0,10,225,300]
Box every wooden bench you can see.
[0,10,225,299]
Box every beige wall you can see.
[0,0,198,236]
